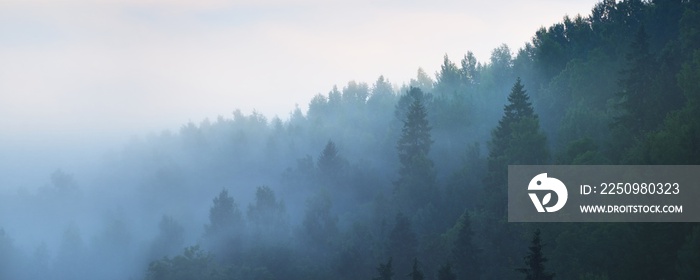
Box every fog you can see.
[3,0,700,279]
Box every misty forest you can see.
[3,1,700,279]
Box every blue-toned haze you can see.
[0,0,596,188]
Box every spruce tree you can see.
[317,140,345,184]
[205,189,242,236]
[517,229,554,280]
[490,77,537,160]
[485,77,548,216]
[481,78,548,279]
[677,225,700,279]
[373,258,394,280]
[615,25,657,138]
[451,210,480,279]
[388,213,418,277]
[437,262,457,280]
[409,258,424,280]
[395,87,437,211]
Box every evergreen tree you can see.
[485,77,547,216]
[478,78,548,279]
[677,226,700,279]
[317,140,344,183]
[490,77,537,158]
[615,25,658,139]
[368,75,396,110]
[301,191,338,249]
[451,210,480,279]
[395,87,437,211]
[435,54,462,95]
[437,262,457,280]
[247,186,287,239]
[460,51,479,87]
[517,229,554,280]
[388,213,418,278]
[612,25,663,162]
[409,258,424,280]
[373,258,394,280]
[150,215,185,259]
[205,189,242,236]
[409,68,435,93]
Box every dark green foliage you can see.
[395,87,437,211]
[301,191,338,250]
[5,1,700,280]
[205,189,242,236]
[489,78,547,166]
[557,138,609,165]
[146,246,222,280]
[146,246,275,280]
[485,77,548,217]
[373,258,394,280]
[451,211,480,279]
[437,262,457,280]
[518,229,554,280]
[387,213,418,277]
[317,140,346,184]
[614,26,659,139]
[150,215,184,259]
[677,226,700,279]
[247,186,287,239]
[409,258,424,280]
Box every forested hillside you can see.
[1,0,700,279]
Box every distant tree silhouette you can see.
[395,87,437,211]
[150,215,184,259]
[437,262,457,280]
[387,213,418,277]
[485,77,547,216]
[301,192,337,250]
[451,210,480,279]
[517,229,554,280]
[247,186,287,239]
[408,258,424,280]
[317,140,346,185]
[205,189,242,236]
[373,258,394,280]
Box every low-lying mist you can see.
[3,1,700,279]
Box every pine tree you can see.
[395,87,437,211]
[408,258,424,280]
[517,229,554,280]
[451,210,480,279]
[437,262,457,280]
[373,258,394,280]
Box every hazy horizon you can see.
[2,0,596,137]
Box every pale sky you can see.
[0,0,599,151]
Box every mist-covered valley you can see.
[2,1,700,279]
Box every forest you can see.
[1,0,700,279]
